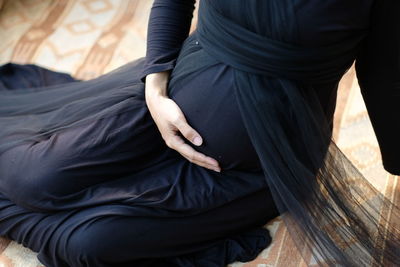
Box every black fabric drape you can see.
[196,0,400,266]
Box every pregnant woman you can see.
[0,0,399,266]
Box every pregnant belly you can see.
[169,63,261,171]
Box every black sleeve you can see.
[141,0,196,81]
[355,0,400,175]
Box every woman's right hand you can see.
[145,71,221,172]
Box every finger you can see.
[169,136,221,171]
[182,154,221,172]
[174,118,203,146]
[172,136,220,167]
[183,152,221,171]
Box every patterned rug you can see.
[0,1,398,266]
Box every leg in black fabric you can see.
[0,189,278,267]
[0,106,167,212]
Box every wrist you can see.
[145,72,170,95]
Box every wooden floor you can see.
[0,1,397,266]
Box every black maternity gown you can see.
[0,0,399,267]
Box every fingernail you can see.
[214,168,221,173]
[193,136,202,146]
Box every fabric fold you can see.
[196,0,400,266]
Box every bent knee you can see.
[7,169,67,211]
[66,223,123,266]
[0,146,71,211]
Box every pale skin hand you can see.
[145,71,221,172]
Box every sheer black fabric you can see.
[196,0,400,266]
[0,60,147,155]
[197,1,364,83]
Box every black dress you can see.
[0,0,399,267]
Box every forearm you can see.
[141,0,196,81]
[355,0,400,174]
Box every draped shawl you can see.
[196,0,400,266]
